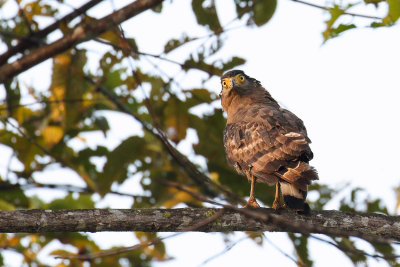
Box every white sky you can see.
[1,0,400,266]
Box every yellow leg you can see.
[272,182,281,210]
[244,173,260,208]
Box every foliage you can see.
[0,0,398,266]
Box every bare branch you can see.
[160,180,400,245]
[0,208,399,243]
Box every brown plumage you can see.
[220,70,318,212]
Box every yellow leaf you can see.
[163,187,201,208]
[9,236,20,246]
[76,135,87,142]
[41,126,63,146]
[15,106,34,124]
[54,54,71,66]
[0,199,15,211]
[49,85,66,121]
[210,172,219,183]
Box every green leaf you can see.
[152,2,163,13]
[97,136,147,195]
[4,79,21,117]
[184,88,216,107]
[94,115,110,136]
[332,237,367,264]
[164,34,194,54]
[192,0,222,33]
[0,199,16,210]
[387,0,400,22]
[47,193,94,209]
[308,183,337,210]
[234,0,277,26]
[364,0,386,7]
[288,233,313,266]
[182,54,222,76]
[221,56,246,72]
[253,0,277,26]
[164,96,190,143]
[325,4,345,28]
[331,23,356,37]
[322,3,361,42]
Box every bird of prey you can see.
[220,70,318,212]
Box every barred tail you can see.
[280,182,309,212]
[278,161,319,212]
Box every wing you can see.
[223,105,313,183]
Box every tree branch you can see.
[0,208,399,242]
[0,0,164,83]
[0,0,104,66]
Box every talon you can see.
[272,200,281,210]
[244,196,260,208]
[272,201,286,210]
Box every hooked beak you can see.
[225,77,235,90]
[220,77,235,98]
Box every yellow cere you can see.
[222,74,245,89]
[221,78,232,89]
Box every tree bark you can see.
[0,208,399,241]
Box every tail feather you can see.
[278,161,318,212]
[280,182,308,211]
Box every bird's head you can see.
[220,70,260,100]
[220,70,276,116]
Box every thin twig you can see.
[310,235,400,260]
[56,209,225,260]
[0,97,120,113]
[56,234,174,260]
[263,233,299,265]
[291,0,383,20]
[198,236,248,266]
[0,180,150,200]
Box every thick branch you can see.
[0,0,163,83]
[0,208,399,241]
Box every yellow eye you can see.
[222,81,227,87]
[239,75,245,82]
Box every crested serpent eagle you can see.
[220,70,318,212]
